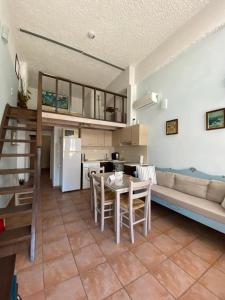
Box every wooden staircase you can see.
[0,104,41,261]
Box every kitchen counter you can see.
[124,163,149,167]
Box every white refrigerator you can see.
[61,129,81,192]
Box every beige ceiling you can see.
[8,0,209,90]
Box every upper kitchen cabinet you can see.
[113,124,148,146]
[81,128,111,147]
[104,131,112,147]
[131,124,148,146]
[112,129,121,147]
[120,127,132,144]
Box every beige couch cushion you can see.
[222,198,225,209]
[206,180,225,204]
[174,174,209,199]
[152,185,225,224]
[156,171,175,188]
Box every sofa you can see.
[151,168,225,234]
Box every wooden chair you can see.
[120,180,151,243]
[89,167,104,211]
[92,174,115,232]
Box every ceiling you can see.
[8,0,209,90]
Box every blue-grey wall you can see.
[136,28,225,175]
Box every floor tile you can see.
[62,211,80,223]
[166,226,197,246]
[109,251,147,285]
[74,243,106,273]
[43,237,71,262]
[23,290,46,300]
[180,282,220,300]
[65,220,87,236]
[105,289,130,300]
[42,208,61,219]
[200,267,225,299]
[16,247,42,272]
[126,272,174,300]
[90,228,110,242]
[146,225,161,241]
[46,276,86,300]
[81,263,121,300]
[44,253,78,288]
[215,254,225,274]
[42,215,63,230]
[17,264,44,297]
[152,217,175,232]
[152,234,183,256]
[99,238,128,258]
[42,224,66,244]
[187,238,223,264]
[132,241,167,269]
[171,248,209,279]
[69,230,95,251]
[152,259,194,298]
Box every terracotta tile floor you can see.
[14,173,225,299]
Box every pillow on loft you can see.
[221,198,225,209]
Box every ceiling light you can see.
[87,31,95,40]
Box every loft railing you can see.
[38,71,127,124]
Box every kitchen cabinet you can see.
[112,124,148,146]
[104,131,112,147]
[131,124,148,146]
[112,129,121,146]
[124,165,136,176]
[100,162,113,172]
[120,127,132,144]
[81,129,113,147]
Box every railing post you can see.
[30,71,43,261]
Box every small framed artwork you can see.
[166,119,178,135]
[206,108,225,130]
[15,54,20,79]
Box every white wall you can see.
[136,27,225,176]
[0,1,20,207]
[135,0,225,85]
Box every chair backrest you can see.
[136,165,157,184]
[89,166,105,177]
[128,180,151,209]
[92,175,105,206]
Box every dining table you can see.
[94,172,151,244]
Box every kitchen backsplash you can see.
[115,145,148,163]
[82,147,115,161]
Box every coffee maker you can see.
[111,152,120,160]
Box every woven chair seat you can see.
[120,196,144,210]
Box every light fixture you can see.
[87,31,95,40]
[1,23,9,42]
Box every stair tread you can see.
[0,153,35,157]
[4,126,37,131]
[0,185,33,195]
[0,139,36,143]
[0,204,32,218]
[0,168,35,175]
[0,226,31,247]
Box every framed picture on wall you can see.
[166,119,178,135]
[206,108,225,130]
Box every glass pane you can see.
[42,76,57,112]
[115,96,123,122]
[57,80,70,114]
[83,87,94,119]
[95,91,105,120]
[105,93,115,121]
[71,84,83,116]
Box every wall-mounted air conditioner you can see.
[133,92,158,110]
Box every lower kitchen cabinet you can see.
[100,162,113,172]
[124,165,136,176]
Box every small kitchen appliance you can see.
[111,152,120,160]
